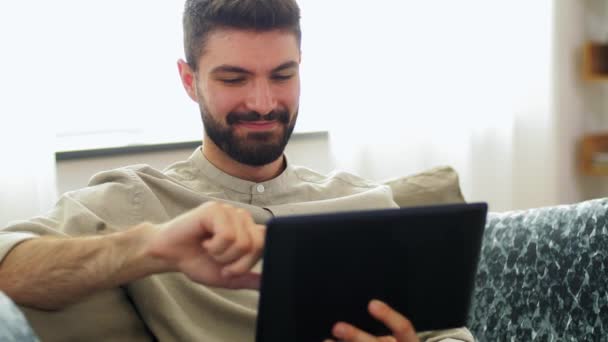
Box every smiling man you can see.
[0,1,473,341]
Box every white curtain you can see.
[298,0,556,211]
[0,3,58,226]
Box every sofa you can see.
[0,291,38,341]
[1,166,606,341]
[468,197,608,341]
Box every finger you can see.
[223,224,265,276]
[214,215,252,264]
[219,209,255,260]
[202,209,239,257]
[332,322,376,342]
[221,271,261,290]
[368,300,418,342]
[216,230,251,265]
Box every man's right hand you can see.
[145,201,265,290]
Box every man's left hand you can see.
[324,300,420,342]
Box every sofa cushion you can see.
[469,197,608,341]
[383,166,466,207]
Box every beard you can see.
[199,101,298,167]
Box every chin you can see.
[246,132,282,142]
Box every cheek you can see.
[276,82,300,110]
[204,85,244,116]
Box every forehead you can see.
[199,29,300,72]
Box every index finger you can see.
[222,224,266,276]
[368,300,419,342]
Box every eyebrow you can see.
[272,61,299,73]
[210,61,299,75]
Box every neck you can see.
[201,137,286,183]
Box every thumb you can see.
[224,272,261,290]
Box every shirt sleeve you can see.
[0,168,149,263]
[0,232,39,262]
[266,185,397,217]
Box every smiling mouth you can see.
[236,120,280,131]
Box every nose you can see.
[246,79,278,115]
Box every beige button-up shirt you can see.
[0,148,473,342]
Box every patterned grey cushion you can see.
[468,198,608,341]
[0,291,39,342]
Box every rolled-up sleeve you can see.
[0,168,150,263]
[0,232,39,262]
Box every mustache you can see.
[226,110,290,125]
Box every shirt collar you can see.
[189,147,298,195]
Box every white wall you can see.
[553,0,588,204]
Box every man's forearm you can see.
[0,202,266,310]
[0,223,169,310]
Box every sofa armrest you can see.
[469,197,608,341]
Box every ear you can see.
[177,59,199,102]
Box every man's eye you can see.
[272,74,293,81]
[221,78,245,84]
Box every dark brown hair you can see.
[183,0,301,71]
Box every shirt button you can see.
[256,184,265,193]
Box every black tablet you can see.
[256,202,487,342]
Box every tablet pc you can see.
[256,202,487,342]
